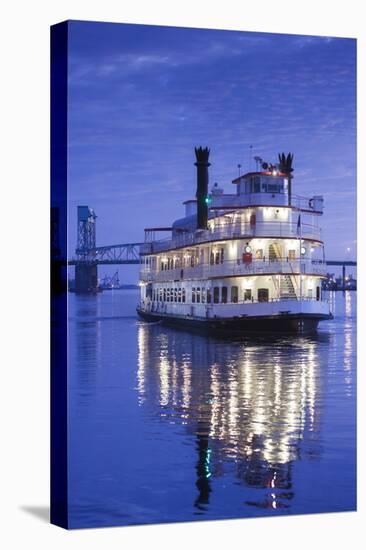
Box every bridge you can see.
[70,205,356,293]
[69,243,141,265]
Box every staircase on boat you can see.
[268,243,297,300]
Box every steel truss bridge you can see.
[69,243,142,265]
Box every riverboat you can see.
[137,147,332,333]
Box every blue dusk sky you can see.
[67,20,356,283]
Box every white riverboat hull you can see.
[137,299,332,335]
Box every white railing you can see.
[140,258,327,282]
[140,221,322,254]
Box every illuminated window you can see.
[202,288,206,303]
[231,286,238,303]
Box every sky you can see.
[67,21,356,283]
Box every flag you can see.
[297,214,301,236]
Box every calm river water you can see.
[68,290,356,528]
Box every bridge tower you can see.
[75,206,99,293]
[77,206,96,254]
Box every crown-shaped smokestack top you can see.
[194,146,210,230]
[278,152,294,175]
[195,146,211,165]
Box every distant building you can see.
[322,273,357,291]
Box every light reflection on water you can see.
[68,290,356,527]
[137,326,324,511]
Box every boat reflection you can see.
[136,324,326,511]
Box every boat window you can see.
[196,288,201,303]
[178,288,182,302]
[201,287,206,303]
[215,252,220,264]
[220,248,224,263]
[288,249,296,260]
[316,286,321,301]
[166,288,170,302]
[174,288,178,302]
[192,287,196,303]
[182,288,186,303]
[222,286,228,303]
[244,289,252,301]
[231,286,238,303]
[163,288,166,302]
[213,287,220,304]
[258,288,269,302]
[210,252,215,265]
[251,176,261,193]
[256,249,263,260]
[262,183,267,192]
[207,288,212,303]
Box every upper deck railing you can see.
[140,258,327,282]
[209,192,321,212]
[141,220,322,255]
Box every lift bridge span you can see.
[70,206,356,293]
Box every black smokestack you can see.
[195,146,210,229]
[278,152,294,206]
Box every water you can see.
[68,290,356,528]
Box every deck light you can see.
[245,245,252,253]
[301,246,306,255]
